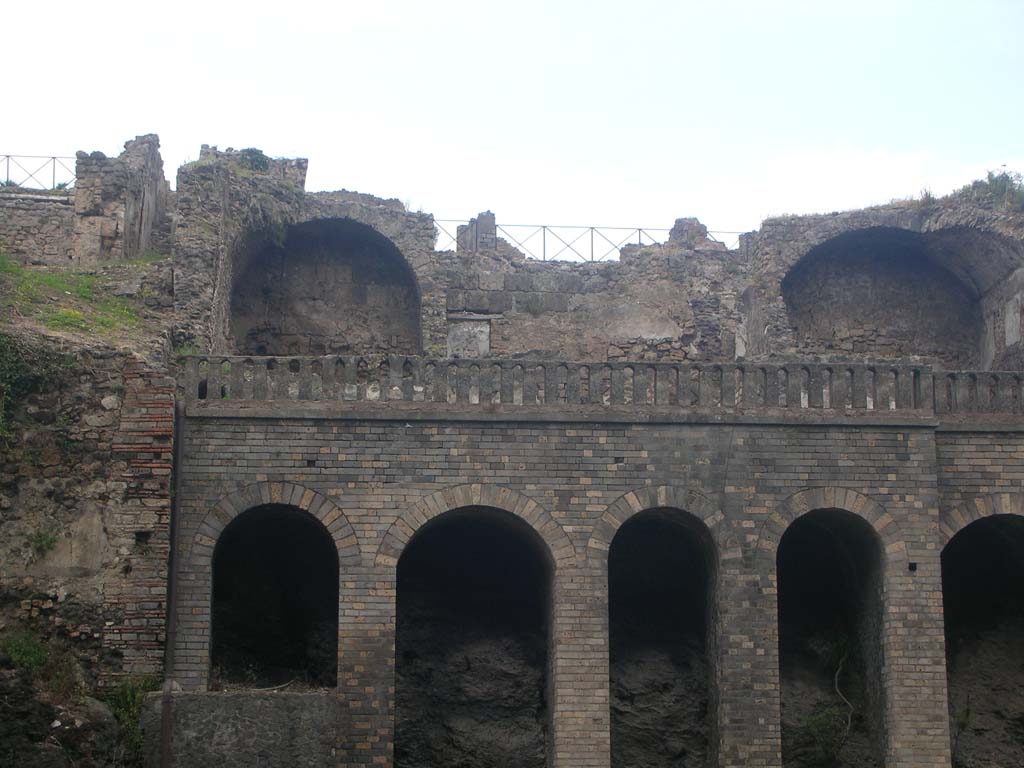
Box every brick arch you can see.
[585,485,726,565]
[940,491,1024,547]
[375,484,575,569]
[755,486,906,560]
[188,481,361,568]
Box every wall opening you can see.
[943,514,1024,767]
[608,508,717,768]
[210,504,338,689]
[782,228,982,368]
[777,509,884,768]
[395,506,552,768]
[230,217,421,356]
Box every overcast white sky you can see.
[5,0,1023,241]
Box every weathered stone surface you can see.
[0,337,173,685]
[141,692,341,768]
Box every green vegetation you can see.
[27,527,59,556]
[1,625,158,764]
[122,250,169,266]
[173,341,201,361]
[238,147,271,172]
[0,329,73,442]
[0,628,80,703]
[0,252,142,333]
[0,628,49,673]
[0,252,148,335]
[960,170,1024,210]
[41,643,80,702]
[103,677,162,766]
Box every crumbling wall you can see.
[174,150,450,356]
[444,213,746,362]
[0,340,173,683]
[0,189,75,263]
[446,246,743,362]
[72,134,172,263]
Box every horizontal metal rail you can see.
[435,220,742,260]
[435,220,683,261]
[1,155,76,190]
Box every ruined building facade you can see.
[3,137,1024,768]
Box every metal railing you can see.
[435,220,672,261]
[434,220,741,261]
[1,155,76,190]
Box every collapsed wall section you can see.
[73,135,173,263]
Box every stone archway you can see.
[941,492,1024,767]
[174,481,360,690]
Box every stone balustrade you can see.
[179,355,1023,418]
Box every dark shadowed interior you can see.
[777,509,884,768]
[210,504,339,688]
[395,506,552,768]
[943,515,1024,767]
[783,228,982,368]
[230,217,421,356]
[608,509,716,768]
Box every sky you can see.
[4,0,1023,245]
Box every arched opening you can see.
[777,509,884,768]
[943,514,1024,767]
[782,228,982,368]
[230,217,422,355]
[210,504,339,688]
[608,508,717,767]
[395,506,552,768]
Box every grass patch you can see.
[121,250,170,267]
[0,628,48,673]
[0,629,80,703]
[42,307,89,331]
[27,527,59,556]
[103,677,162,766]
[0,252,142,333]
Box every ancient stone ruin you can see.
[2,135,1024,768]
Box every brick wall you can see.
[167,405,965,768]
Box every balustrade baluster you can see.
[227,359,245,400]
[806,366,823,409]
[208,358,225,401]
[297,360,313,400]
[565,364,580,404]
[830,368,849,410]
[545,365,560,405]
[783,367,800,409]
[914,369,931,412]
[721,365,737,408]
